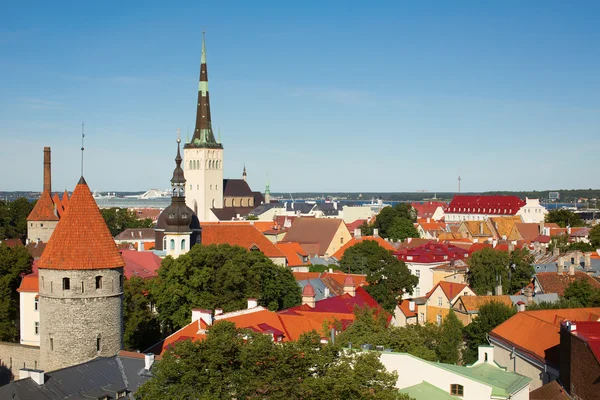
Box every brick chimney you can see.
[43,147,51,193]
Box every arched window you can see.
[95,276,103,289]
[181,239,186,250]
[163,236,167,249]
[189,160,193,170]
[62,277,70,290]
[170,239,175,250]
[450,384,463,396]
[119,274,123,290]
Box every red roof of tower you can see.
[38,178,124,270]
[447,195,525,215]
[27,191,59,221]
[302,284,315,296]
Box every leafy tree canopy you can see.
[589,225,600,248]
[545,209,585,228]
[0,198,35,241]
[467,248,535,295]
[152,244,301,332]
[123,276,161,351]
[136,321,411,400]
[100,207,153,237]
[463,301,515,364]
[340,240,418,312]
[0,244,33,341]
[373,204,418,240]
[563,279,600,307]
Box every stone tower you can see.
[38,176,124,371]
[184,32,224,221]
[155,135,201,257]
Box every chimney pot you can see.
[144,353,155,371]
[373,228,379,238]
[247,298,258,309]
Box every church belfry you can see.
[184,32,224,221]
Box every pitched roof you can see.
[461,221,494,237]
[282,218,347,256]
[26,241,46,258]
[201,224,285,258]
[427,281,471,301]
[121,250,162,279]
[27,190,59,221]
[331,236,395,260]
[346,219,367,233]
[38,178,124,270]
[114,228,156,241]
[394,242,470,264]
[514,223,541,241]
[399,381,459,400]
[201,221,275,233]
[447,195,525,215]
[488,216,522,238]
[535,271,600,296]
[222,179,255,197]
[568,320,600,363]
[276,242,310,267]
[529,380,570,400]
[454,295,513,313]
[210,206,256,221]
[397,299,417,318]
[490,308,600,365]
[18,273,39,292]
[410,201,447,219]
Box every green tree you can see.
[548,234,569,254]
[563,279,595,306]
[507,248,536,294]
[589,225,600,248]
[153,244,301,332]
[0,198,35,240]
[467,248,534,296]
[0,244,33,341]
[545,209,585,228]
[566,242,595,252]
[374,204,417,239]
[359,220,374,236]
[340,240,418,312]
[437,310,464,364]
[123,276,161,351]
[463,301,515,364]
[136,321,411,400]
[100,207,154,237]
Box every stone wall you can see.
[39,267,123,371]
[27,220,58,244]
[0,342,40,383]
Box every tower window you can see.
[181,239,186,250]
[34,322,39,335]
[62,278,70,290]
[34,297,39,311]
[95,276,103,290]
[81,281,84,293]
[119,274,123,290]
[50,337,54,351]
[96,337,101,352]
[170,239,175,250]
[50,281,53,293]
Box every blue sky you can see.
[1,1,599,193]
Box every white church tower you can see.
[184,32,223,221]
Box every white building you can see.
[516,198,548,223]
[18,273,40,346]
[379,346,531,400]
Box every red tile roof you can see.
[427,281,471,301]
[411,201,447,219]
[331,236,395,260]
[397,299,417,318]
[38,178,124,270]
[394,241,470,264]
[447,195,525,215]
[18,274,38,292]
[490,308,600,365]
[201,221,276,233]
[27,191,59,221]
[346,219,367,233]
[1,238,23,247]
[202,224,285,258]
[282,218,348,256]
[536,272,600,296]
[121,250,162,279]
[302,284,315,296]
[569,321,600,363]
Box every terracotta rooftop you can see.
[38,178,124,270]
[346,219,367,234]
[27,191,59,222]
[529,380,570,400]
[535,271,600,296]
[567,320,600,363]
[410,201,447,219]
[201,224,285,259]
[201,221,276,233]
[18,273,39,293]
[454,295,513,312]
[121,250,162,279]
[427,281,471,301]
[394,241,470,264]
[281,218,347,256]
[331,236,395,260]
[490,308,600,366]
[513,223,541,242]
[276,242,310,267]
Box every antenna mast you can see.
[81,122,85,177]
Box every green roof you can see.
[399,381,460,400]
[428,362,531,398]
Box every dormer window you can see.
[450,384,464,396]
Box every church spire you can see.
[242,164,247,181]
[171,129,186,198]
[187,31,221,149]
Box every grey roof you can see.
[211,206,255,221]
[285,202,315,214]
[114,228,156,241]
[510,293,560,305]
[0,354,151,400]
[222,179,254,197]
[297,279,330,301]
[249,202,282,216]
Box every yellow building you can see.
[425,282,476,325]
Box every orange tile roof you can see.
[397,299,417,318]
[282,218,347,256]
[322,272,367,288]
[490,308,600,365]
[456,295,513,312]
[27,191,59,221]
[202,224,285,258]
[293,272,322,281]
[61,190,70,209]
[201,221,276,233]
[331,236,395,260]
[462,221,494,237]
[489,216,522,238]
[18,274,39,292]
[38,178,124,270]
[276,242,310,267]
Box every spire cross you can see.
[80,122,85,177]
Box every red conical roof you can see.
[61,190,70,210]
[343,276,356,287]
[302,283,315,297]
[39,178,124,270]
[27,191,59,221]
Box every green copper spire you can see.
[201,30,207,65]
[265,173,270,195]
